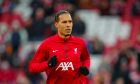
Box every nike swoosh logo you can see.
[52,50,58,52]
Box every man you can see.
[29,10,90,84]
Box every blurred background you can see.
[0,0,140,84]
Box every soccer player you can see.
[29,10,90,84]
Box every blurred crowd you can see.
[0,0,140,84]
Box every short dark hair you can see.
[54,10,70,22]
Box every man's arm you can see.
[29,41,49,73]
[80,41,90,75]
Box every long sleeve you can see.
[29,41,49,73]
[80,41,90,70]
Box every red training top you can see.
[29,34,90,84]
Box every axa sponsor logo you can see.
[56,62,74,71]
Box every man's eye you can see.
[69,21,72,23]
[62,21,67,23]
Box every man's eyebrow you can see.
[62,21,67,23]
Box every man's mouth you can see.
[65,29,71,32]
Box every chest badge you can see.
[74,48,77,54]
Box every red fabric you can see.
[0,68,16,83]
[29,34,90,84]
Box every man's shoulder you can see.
[42,35,57,44]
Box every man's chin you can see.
[64,34,71,37]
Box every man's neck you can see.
[58,33,70,39]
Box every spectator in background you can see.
[87,36,105,54]
[98,0,110,15]
[0,0,16,14]
[10,20,21,54]
[72,14,86,37]
[31,0,55,17]
[41,0,55,16]
[11,28,21,53]
[0,23,9,44]
[133,33,140,51]
[132,0,140,16]
[16,71,31,84]
[129,55,140,84]
[31,8,47,41]
[93,61,112,84]
[110,0,125,16]
[138,53,140,71]
[112,57,132,84]
[30,0,44,15]
[130,37,140,83]
[25,18,34,41]
[1,42,12,66]
[0,60,17,83]
[53,0,76,17]
[64,0,79,8]
[111,41,133,84]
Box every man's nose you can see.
[66,22,71,27]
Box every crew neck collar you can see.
[56,34,72,41]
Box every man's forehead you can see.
[59,14,72,21]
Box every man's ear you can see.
[55,22,58,29]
